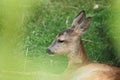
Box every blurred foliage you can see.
[0,0,120,80]
[108,0,120,58]
[23,0,120,66]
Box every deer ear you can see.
[80,17,91,34]
[71,11,91,35]
[71,10,86,28]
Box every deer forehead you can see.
[57,30,70,38]
[58,29,73,36]
[57,32,68,40]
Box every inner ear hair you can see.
[70,10,92,35]
[77,12,86,24]
[71,10,86,30]
[72,17,92,34]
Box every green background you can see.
[0,0,120,80]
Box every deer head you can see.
[47,10,91,56]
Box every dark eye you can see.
[58,39,65,43]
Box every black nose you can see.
[46,48,53,54]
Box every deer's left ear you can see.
[71,10,92,35]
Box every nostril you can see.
[46,48,50,53]
[46,48,53,54]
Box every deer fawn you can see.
[47,10,120,80]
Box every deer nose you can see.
[46,48,53,54]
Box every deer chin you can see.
[49,54,55,56]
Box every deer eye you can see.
[58,39,65,43]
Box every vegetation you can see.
[24,0,120,67]
[0,0,120,80]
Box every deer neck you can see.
[67,39,90,70]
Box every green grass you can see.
[0,0,120,80]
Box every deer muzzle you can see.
[46,48,54,55]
